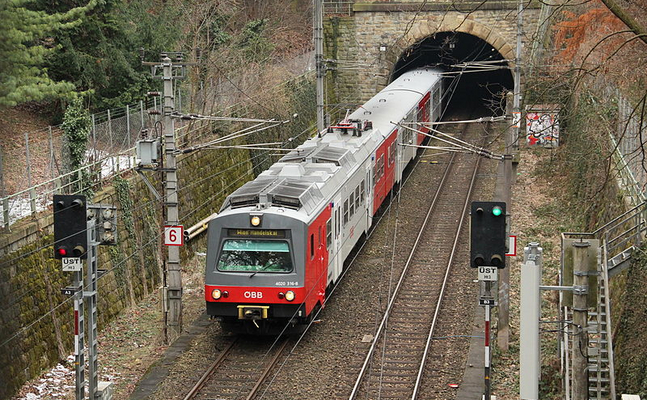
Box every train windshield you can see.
[217,239,293,273]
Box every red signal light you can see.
[57,248,68,257]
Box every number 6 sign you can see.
[164,226,184,246]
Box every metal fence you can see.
[0,50,317,229]
[0,98,161,228]
[324,1,354,15]
[613,93,647,204]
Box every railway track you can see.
[150,110,499,400]
[347,118,487,400]
[181,336,290,400]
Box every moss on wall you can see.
[613,246,647,397]
[0,76,315,399]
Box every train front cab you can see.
[204,210,328,333]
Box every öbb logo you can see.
[244,291,263,299]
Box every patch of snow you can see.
[2,151,136,227]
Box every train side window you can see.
[375,158,379,180]
[349,192,355,217]
[389,142,396,165]
[326,219,332,247]
[335,208,340,236]
[343,199,349,225]
[360,180,365,204]
[418,95,430,122]
[310,234,314,260]
[377,156,384,179]
[355,186,360,208]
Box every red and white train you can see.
[204,68,445,333]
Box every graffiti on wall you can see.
[526,106,560,148]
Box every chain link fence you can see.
[0,98,161,228]
[613,92,647,205]
[0,50,316,229]
[590,78,647,206]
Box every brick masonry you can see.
[325,2,541,108]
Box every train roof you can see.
[219,68,442,221]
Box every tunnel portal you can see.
[393,32,514,116]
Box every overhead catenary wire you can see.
[5,6,475,356]
[1,5,362,358]
[0,112,319,329]
[394,121,504,160]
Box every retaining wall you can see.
[0,76,316,399]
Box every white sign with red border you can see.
[506,235,517,256]
[164,225,184,246]
[62,257,83,272]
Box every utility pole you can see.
[572,241,590,400]
[498,0,523,352]
[161,54,182,343]
[314,0,325,132]
[513,0,523,153]
[142,53,190,343]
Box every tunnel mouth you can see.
[392,32,513,116]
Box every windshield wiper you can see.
[249,264,275,278]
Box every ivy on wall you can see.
[61,97,92,195]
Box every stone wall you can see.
[0,77,315,400]
[0,146,253,399]
[324,3,541,108]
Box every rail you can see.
[348,120,483,399]
[182,337,289,400]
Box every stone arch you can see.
[385,15,515,72]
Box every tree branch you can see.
[599,0,647,45]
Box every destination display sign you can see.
[228,229,286,238]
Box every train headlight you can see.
[285,290,295,302]
[250,215,261,227]
[212,289,222,300]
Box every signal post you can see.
[470,201,507,400]
[54,195,116,400]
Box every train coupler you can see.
[237,305,269,320]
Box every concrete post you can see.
[572,241,590,400]
[520,243,542,400]
[162,55,183,343]
[497,93,514,351]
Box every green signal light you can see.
[492,206,503,217]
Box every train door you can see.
[367,160,375,218]
[365,168,372,228]
[396,129,403,182]
[332,194,343,282]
